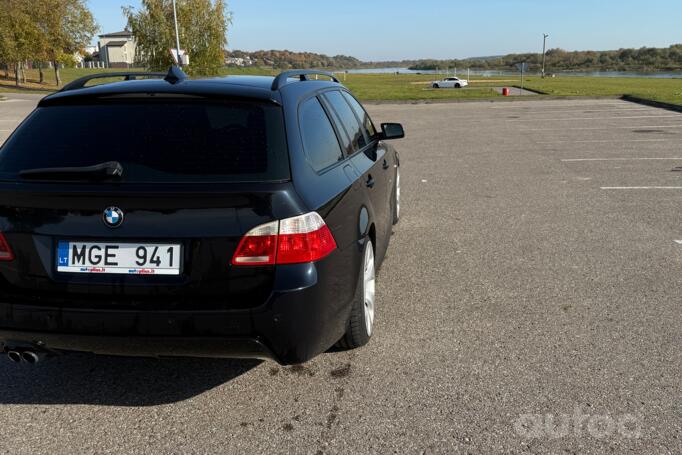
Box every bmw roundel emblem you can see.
[103,207,124,228]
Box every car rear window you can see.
[0,101,290,183]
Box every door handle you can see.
[382,159,390,170]
[366,175,375,188]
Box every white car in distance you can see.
[431,77,469,89]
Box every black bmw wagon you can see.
[0,67,403,365]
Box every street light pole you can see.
[172,0,182,67]
[541,33,549,78]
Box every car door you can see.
[290,94,366,306]
[341,91,395,242]
[320,90,391,257]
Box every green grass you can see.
[339,73,504,101]
[217,67,274,77]
[214,71,682,106]
[522,76,682,106]
[217,68,504,100]
[0,67,147,93]
[2,67,682,108]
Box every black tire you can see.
[432,84,439,89]
[455,83,461,89]
[337,240,375,349]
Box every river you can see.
[344,67,682,78]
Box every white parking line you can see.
[474,109,664,118]
[507,108,659,115]
[500,108,659,116]
[489,102,637,109]
[562,158,682,162]
[509,115,682,122]
[539,139,671,144]
[601,186,682,190]
[527,125,682,131]
[397,110,666,122]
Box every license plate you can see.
[57,241,182,275]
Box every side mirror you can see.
[380,123,405,140]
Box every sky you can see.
[88,0,682,61]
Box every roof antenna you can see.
[172,0,183,68]
[165,0,187,84]
[165,65,187,84]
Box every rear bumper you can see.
[0,331,275,360]
[0,250,362,365]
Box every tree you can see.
[124,0,231,76]
[0,0,43,85]
[33,0,98,86]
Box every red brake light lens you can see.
[276,214,336,264]
[0,233,14,261]
[231,221,278,266]
[231,213,336,267]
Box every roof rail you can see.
[60,72,165,92]
[271,70,340,91]
[59,66,188,92]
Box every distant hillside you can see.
[225,50,363,69]
[225,45,682,73]
[409,45,682,72]
[223,51,504,71]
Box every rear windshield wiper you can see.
[19,161,124,181]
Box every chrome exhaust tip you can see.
[21,351,42,364]
[7,351,22,363]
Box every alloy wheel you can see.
[363,243,376,336]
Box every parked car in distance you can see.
[432,77,469,89]
[0,67,404,365]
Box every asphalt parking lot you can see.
[0,94,680,454]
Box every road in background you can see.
[0,94,43,145]
[0,96,679,453]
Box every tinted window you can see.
[299,97,343,171]
[342,91,377,138]
[323,91,368,153]
[0,101,289,183]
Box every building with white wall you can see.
[98,31,137,68]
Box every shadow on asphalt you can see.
[0,353,261,406]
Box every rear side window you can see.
[322,91,368,153]
[299,97,343,171]
[0,101,289,183]
[342,91,377,138]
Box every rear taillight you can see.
[231,221,279,266]
[231,212,336,266]
[277,212,337,264]
[0,233,14,261]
